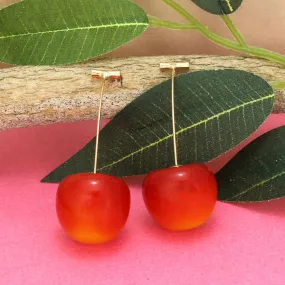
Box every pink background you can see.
[1,114,285,285]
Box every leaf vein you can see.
[0,23,148,39]
[224,170,285,201]
[98,94,274,171]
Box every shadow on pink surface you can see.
[229,198,285,217]
[140,213,218,244]
[53,227,131,260]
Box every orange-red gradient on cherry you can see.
[56,173,130,244]
[142,164,217,231]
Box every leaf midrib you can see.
[0,22,148,39]
[225,0,234,12]
[98,93,274,171]
[223,170,285,201]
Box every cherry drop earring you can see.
[142,63,218,231]
[56,70,130,244]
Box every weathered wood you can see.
[1,55,285,131]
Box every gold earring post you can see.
[160,63,190,167]
[91,70,121,174]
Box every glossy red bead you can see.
[142,164,217,231]
[56,173,130,244]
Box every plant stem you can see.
[270,81,285,90]
[161,0,201,26]
[159,0,285,66]
[148,15,196,30]
[220,14,247,47]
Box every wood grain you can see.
[1,55,285,131]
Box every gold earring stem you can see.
[94,76,106,174]
[91,70,121,174]
[160,62,189,168]
[171,67,178,167]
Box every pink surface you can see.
[1,114,285,285]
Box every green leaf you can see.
[0,0,148,65]
[191,0,243,15]
[217,126,285,202]
[42,69,274,183]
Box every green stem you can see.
[270,81,285,90]
[161,0,202,26]
[148,15,196,30]
[159,0,285,66]
[220,14,247,47]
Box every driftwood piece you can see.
[1,55,285,131]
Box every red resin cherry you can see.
[142,164,217,231]
[56,173,130,244]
